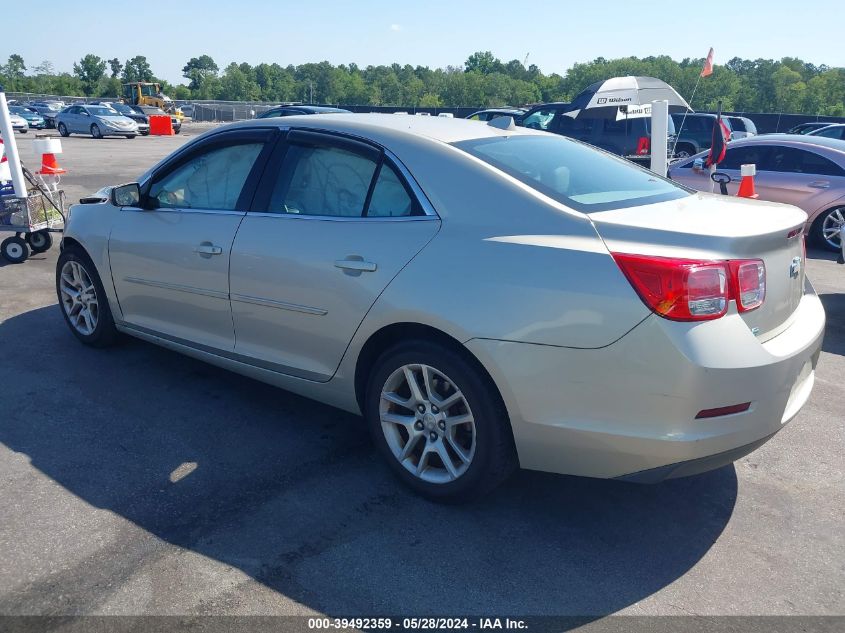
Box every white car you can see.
[56,114,824,501]
[9,113,29,133]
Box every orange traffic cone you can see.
[37,152,67,175]
[33,138,67,175]
[737,164,758,199]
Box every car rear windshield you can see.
[453,134,690,213]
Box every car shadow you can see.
[0,305,738,617]
[819,293,844,356]
[806,247,841,262]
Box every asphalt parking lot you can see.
[0,126,843,620]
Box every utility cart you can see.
[0,184,66,264]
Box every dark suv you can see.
[518,102,676,165]
[670,113,733,158]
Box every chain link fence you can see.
[5,92,845,132]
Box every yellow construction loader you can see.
[121,83,183,120]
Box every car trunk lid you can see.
[589,192,808,339]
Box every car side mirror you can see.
[111,183,141,207]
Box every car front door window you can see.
[148,143,264,211]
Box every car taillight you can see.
[730,260,765,312]
[613,253,766,321]
[635,136,650,155]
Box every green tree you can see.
[122,56,154,83]
[183,55,219,91]
[465,51,503,75]
[3,54,26,78]
[108,58,123,78]
[73,54,107,96]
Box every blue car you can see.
[55,104,139,139]
[9,106,46,129]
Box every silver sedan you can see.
[55,104,139,139]
[56,114,824,501]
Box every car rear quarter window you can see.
[455,134,690,213]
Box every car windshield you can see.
[111,104,133,114]
[87,106,118,116]
[454,134,690,213]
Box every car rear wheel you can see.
[366,340,516,502]
[90,124,102,139]
[57,122,69,137]
[811,206,845,252]
[56,247,118,347]
[674,143,695,159]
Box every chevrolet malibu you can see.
[56,114,825,501]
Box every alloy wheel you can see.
[59,260,99,336]
[821,207,844,250]
[379,363,476,484]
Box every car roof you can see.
[219,112,548,145]
[749,133,845,152]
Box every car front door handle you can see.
[334,258,377,273]
[809,181,830,189]
[194,243,223,256]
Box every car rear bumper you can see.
[466,287,825,481]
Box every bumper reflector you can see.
[695,402,751,419]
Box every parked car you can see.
[466,108,527,122]
[670,113,734,158]
[9,105,46,130]
[56,114,823,501]
[806,124,845,141]
[726,116,757,140]
[8,113,29,133]
[130,105,181,134]
[669,134,845,250]
[55,104,139,139]
[519,102,676,165]
[25,101,64,128]
[256,104,351,118]
[101,102,150,135]
[786,122,838,135]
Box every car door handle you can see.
[334,258,377,272]
[194,244,223,255]
[809,181,830,189]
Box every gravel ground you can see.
[0,126,842,623]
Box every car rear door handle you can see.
[809,181,830,189]
[334,258,377,272]
[194,243,223,255]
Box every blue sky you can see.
[6,0,843,84]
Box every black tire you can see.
[56,246,118,347]
[91,124,102,139]
[365,340,516,503]
[141,131,150,136]
[58,122,69,137]
[1,236,29,264]
[27,230,53,253]
[674,143,696,159]
[126,134,136,139]
[19,128,27,134]
[174,128,181,135]
[810,206,845,252]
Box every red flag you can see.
[700,48,714,77]
[705,113,730,167]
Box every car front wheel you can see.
[366,341,516,502]
[90,124,102,139]
[56,247,118,347]
[57,122,69,137]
